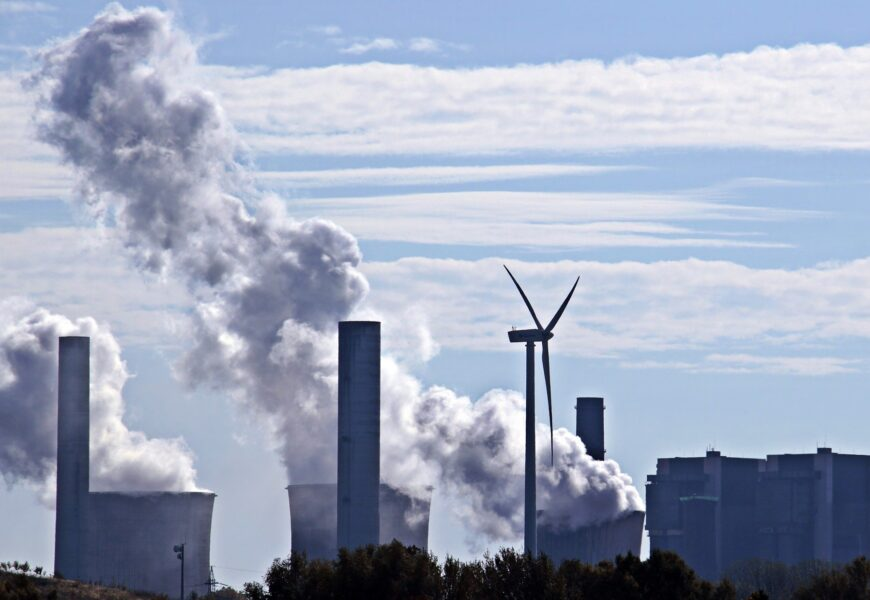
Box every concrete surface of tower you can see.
[54,337,215,598]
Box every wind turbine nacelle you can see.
[508,328,553,343]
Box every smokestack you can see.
[55,336,89,579]
[337,321,380,550]
[576,397,605,461]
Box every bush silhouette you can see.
[244,544,739,600]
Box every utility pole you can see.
[173,543,185,600]
[207,566,217,594]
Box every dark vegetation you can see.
[6,546,870,599]
[722,558,837,599]
[242,542,870,600]
[723,556,870,600]
[0,561,246,600]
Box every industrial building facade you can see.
[646,448,870,579]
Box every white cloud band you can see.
[204,43,870,155]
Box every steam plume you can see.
[0,298,198,505]
[28,4,642,540]
[380,360,641,539]
[30,4,366,482]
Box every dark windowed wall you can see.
[646,451,762,580]
[646,448,870,579]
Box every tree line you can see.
[237,541,870,600]
[6,544,870,599]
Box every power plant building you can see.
[287,321,432,558]
[538,397,644,564]
[645,450,761,580]
[757,448,870,565]
[646,447,870,578]
[54,337,215,598]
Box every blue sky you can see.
[3,0,870,589]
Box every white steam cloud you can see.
[0,298,198,505]
[22,4,642,540]
[380,362,641,538]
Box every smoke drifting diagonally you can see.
[0,298,198,505]
[30,4,642,541]
[31,4,367,482]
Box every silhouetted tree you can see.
[440,555,485,600]
[793,556,870,600]
[247,542,870,600]
[724,559,831,600]
[242,581,265,600]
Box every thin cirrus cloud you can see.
[361,256,870,375]
[0,73,72,199]
[256,163,636,188]
[408,37,442,53]
[308,24,342,37]
[299,25,456,55]
[0,227,190,347]
[0,1,54,13]
[287,189,812,249]
[623,355,862,376]
[203,42,870,155]
[340,37,399,55]
[0,159,72,199]
[0,72,43,159]
[703,354,861,376]
[6,42,870,185]
[338,35,459,55]
[3,227,869,376]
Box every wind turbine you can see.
[504,265,579,556]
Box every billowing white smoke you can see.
[0,298,198,505]
[30,4,366,483]
[27,4,642,541]
[380,359,641,539]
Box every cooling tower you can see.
[576,397,605,461]
[378,485,431,549]
[337,321,380,550]
[538,510,645,565]
[55,336,90,580]
[54,336,215,598]
[288,483,431,559]
[287,484,338,560]
[537,394,644,564]
[82,492,214,597]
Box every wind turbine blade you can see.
[504,265,544,331]
[545,276,580,333]
[542,338,554,465]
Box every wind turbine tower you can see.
[504,266,579,556]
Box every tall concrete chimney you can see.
[576,397,605,461]
[337,321,380,550]
[55,336,89,579]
